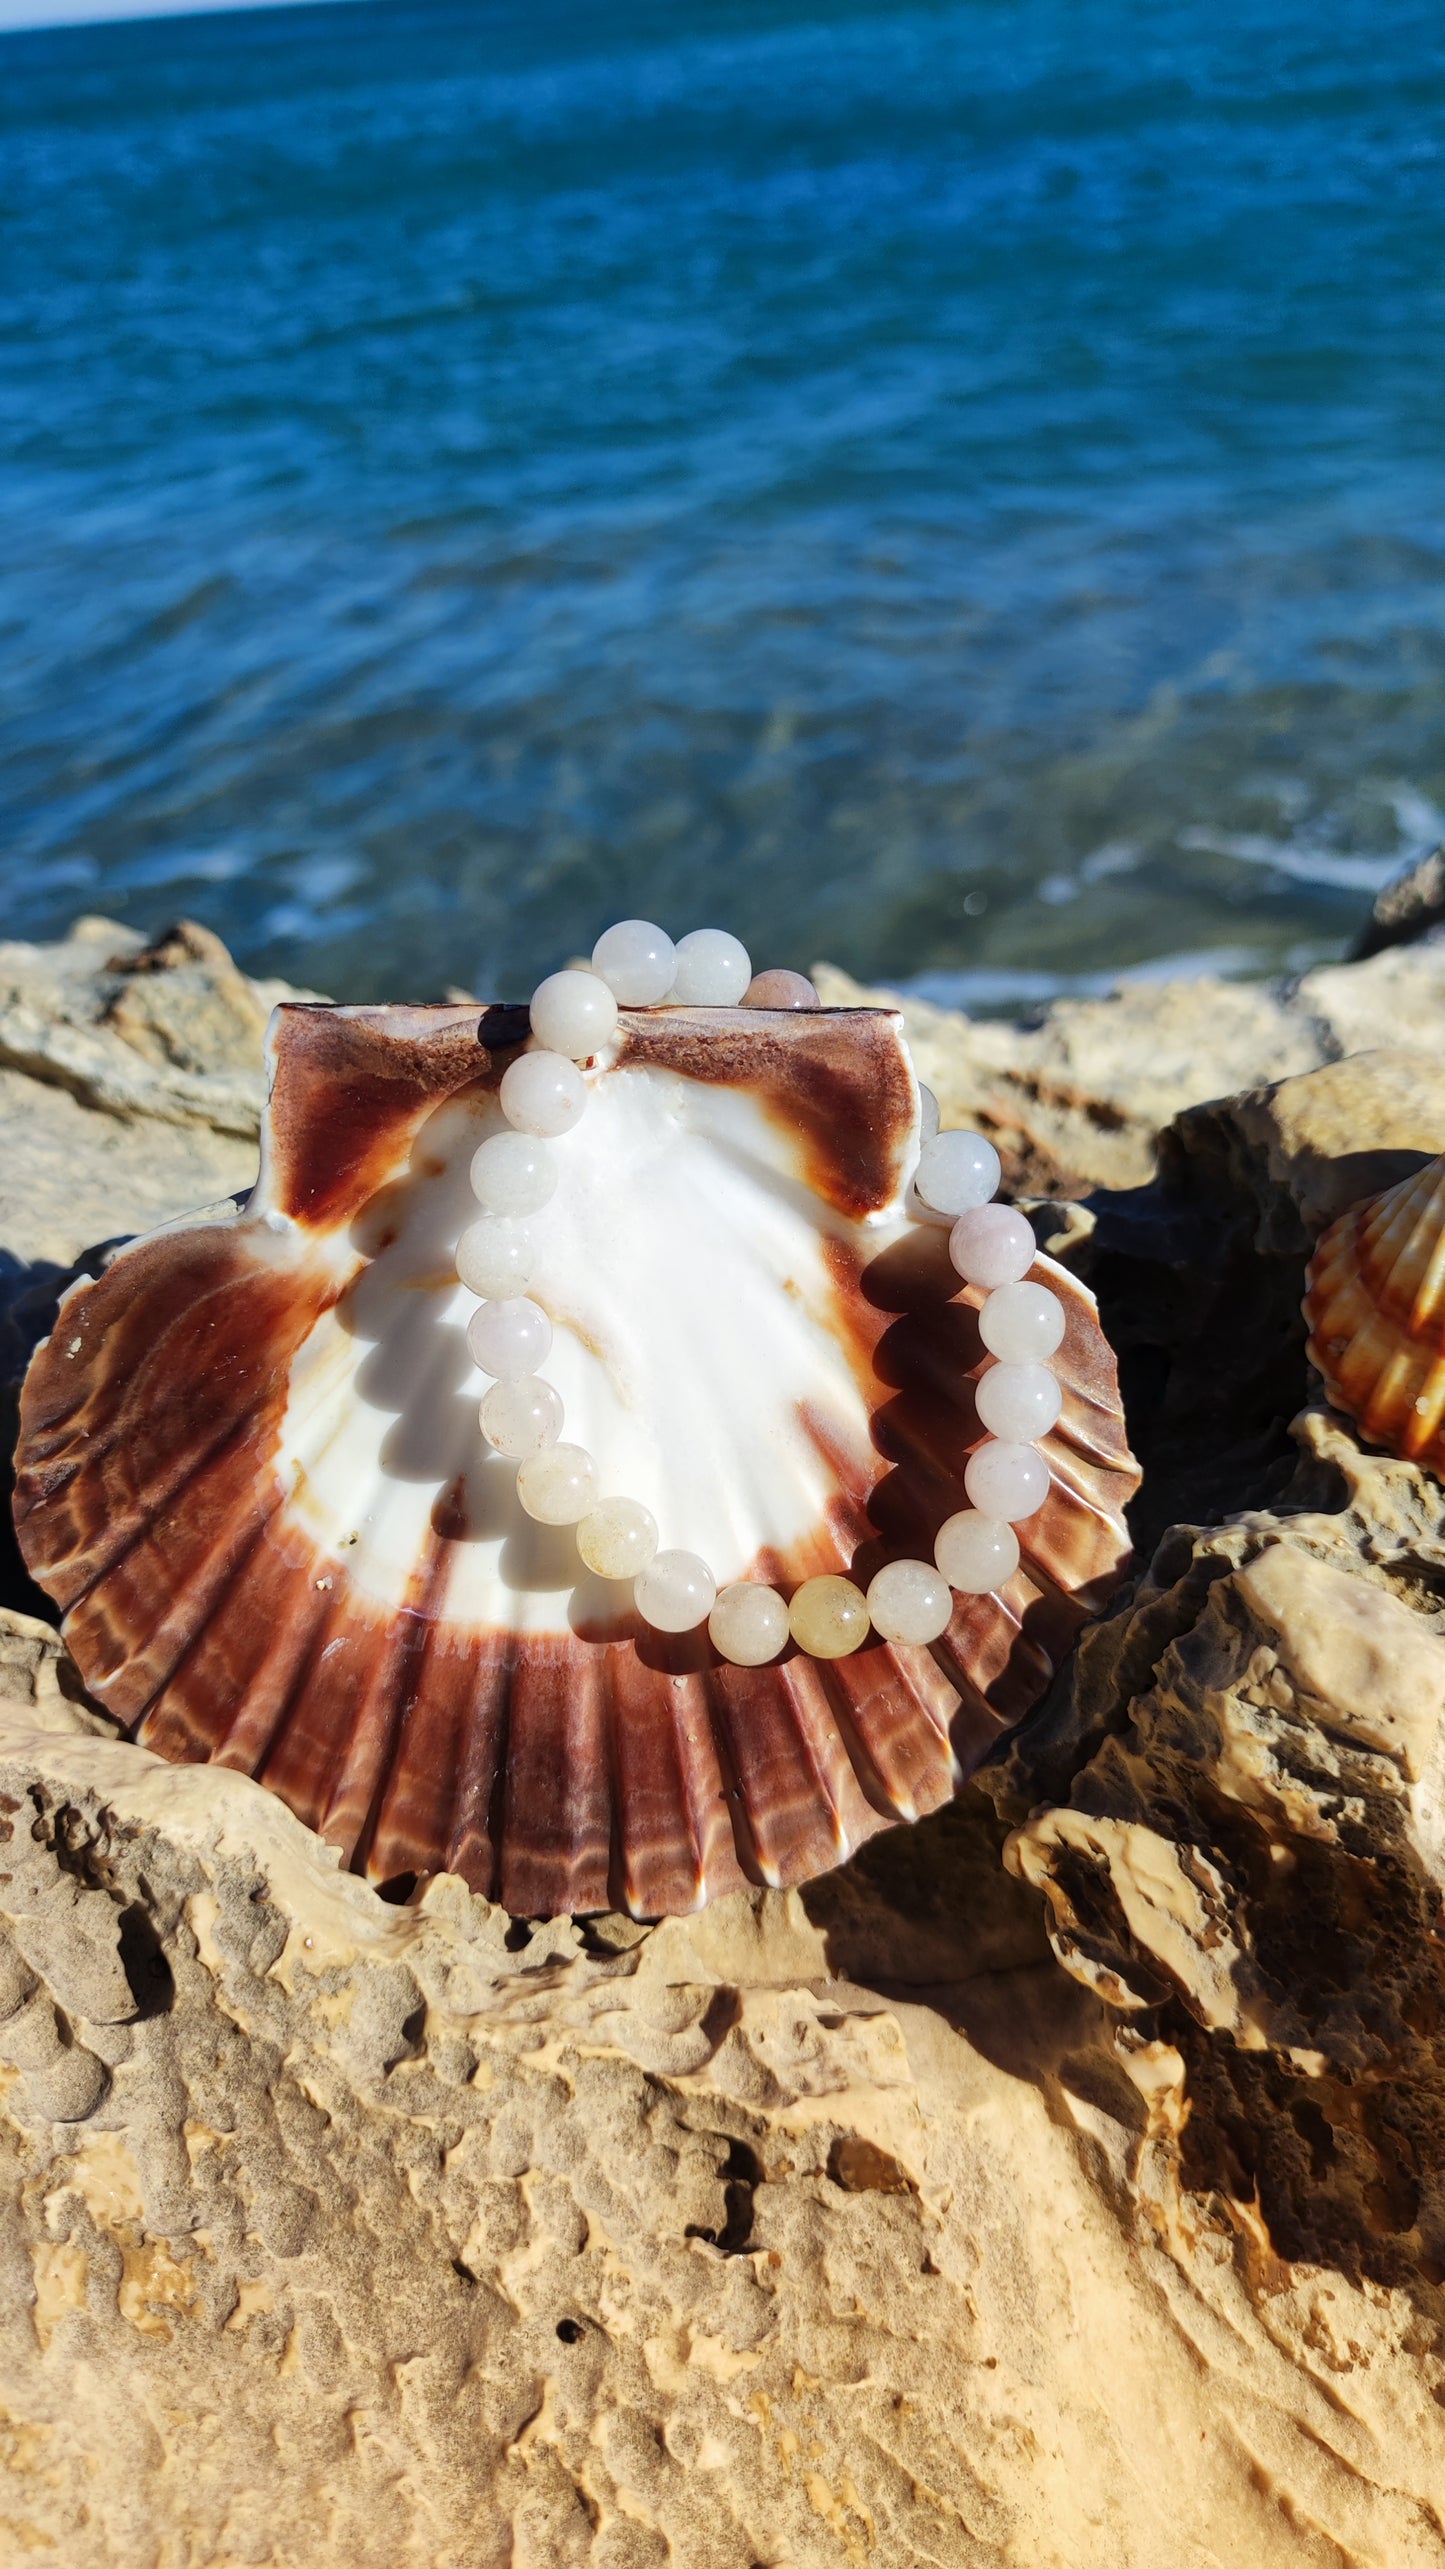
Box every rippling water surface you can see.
[3,0,1444,1003]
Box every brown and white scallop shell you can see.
[15,999,1139,1918]
[1304,1153,1445,1473]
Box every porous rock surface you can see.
[995,1414,1445,2298]
[0,916,310,1270]
[4,1614,1445,2568]
[5,917,1445,2561]
[816,936,1445,1193]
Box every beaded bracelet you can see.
[455,918,1064,1664]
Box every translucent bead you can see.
[516,1442,597,1525]
[469,1130,556,1216]
[479,1375,563,1457]
[915,1129,1001,1217]
[577,1497,658,1580]
[529,968,619,1060]
[949,1203,1035,1290]
[591,919,676,1005]
[865,1559,953,1646]
[634,1549,717,1633]
[975,1361,1063,1442]
[978,1279,1066,1362]
[934,1509,1021,1593]
[788,1574,869,1659]
[669,927,753,1005]
[918,1084,940,1143]
[466,1297,552,1380]
[963,1440,1049,1522]
[708,1582,789,1666]
[456,1216,534,1299]
[741,969,818,1009]
[500,1049,586,1137]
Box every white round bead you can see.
[915,1129,1002,1216]
[591,920,676,1006]
[516,1442,598,1525]
[978,1279,1066,1362]
[479,1375,563,1457]
[934,1509,1021,1593]
[865,1559,953,1646]
[456,1216,534,1300]
[500,1049,587,1137]
[975,1361,1063,1442]
[918,1084,940,1142]
[669,928,753,1005]
[529,968,619,1059]
[708,1582,789,1666]
[949,1203,1035,1290]
[634,1549,717,1633]
[469,1130,556,1216]
[466,1297,552,1380]
[577,1497,659,1581]
[963,1441,1050,1522]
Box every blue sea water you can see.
[2,0,1444,1005]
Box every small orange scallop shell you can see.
[14,999,1140,1918]
[1304,1154,1445,1472]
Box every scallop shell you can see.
[15,999,1139,1917]
[1304,1153,1445,1472]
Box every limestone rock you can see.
[1352,846,1445,959]
[997,1438,1445,2301]
[9,916,1445,2560]
[1083,1047,1445,1547]
[815,938,1445,1192]
[2,1633,1445,2565]
[0,917,316,1270]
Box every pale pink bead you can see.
[974,1362,1063,1442]
[949,1203,1036,1290]
[741,969,818,1009]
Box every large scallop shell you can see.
[14,1000,1139,1917]
[1304,1153,1445,1472]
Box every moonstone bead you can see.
[788,1575,869,1658]
[669,927,753,1005]
[479,1374,563,1457]
[915,1129,1002,1217]
[708,1582,789,1666]
[975,1361,1064,1442]
[978,1279,1066,1362]
[918,1084,941,1143]
[456,1216,534,1299]
[516,1442,598,1525]
[865,1559,953,1646]
[500,1049,587,1137]
[466,1297,552,1379]
[469,1130,556,1216]
[591,919,677,1005]
[949,1203,1035,1290]
[634,1549,717,1632]
[529,968,619,1059]
[577,1497,658,1580]
[934,1509,1021,1593]
[963,1440,1050,1522]
[741,969,818,1009]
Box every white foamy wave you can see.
[900,945,1275,1013]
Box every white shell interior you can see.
[271,1054,916,1635]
